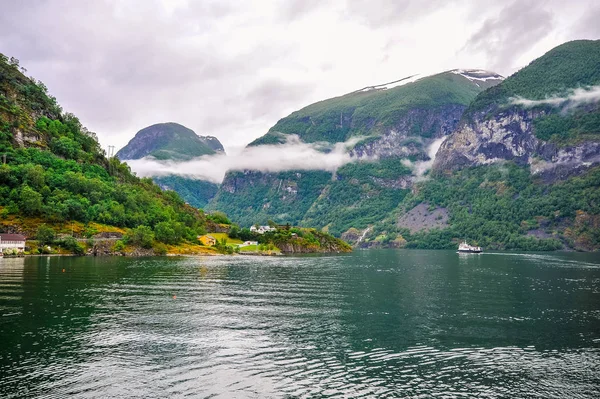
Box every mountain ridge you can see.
[116,122,224,161]
[208,68,504,231]
[209,40,600,251]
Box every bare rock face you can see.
[350,104,466,159]
[397,203,449,233]
[433,107,600,182]
[434,108,541,171]
[341,227,361,244]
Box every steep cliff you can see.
[359,40,600,251]
[209,70,503,233]
[434,40,600,181]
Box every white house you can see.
[241,241,258,246]
[0,234,26,254]
[249,225,277,234]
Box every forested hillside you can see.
[0,54,212,251]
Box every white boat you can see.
[457,240,482,253]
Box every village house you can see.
[0,234,26,254]
[198,235,216,246]
[249,225,276,234]
[241,241,258,247]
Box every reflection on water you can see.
[1,251,599,398]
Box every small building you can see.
[198,235,216,246]
[0,234,26,254]
[249,225,276,234]
[241,241,258,246]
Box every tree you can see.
[61,236,85,255]
[36,224,55,245]
[50,136,80,159]
[229,225,240,239]
[127,225,154,249]
[208,211,231,225]
[154,221,181,245]
[20,185,43,215]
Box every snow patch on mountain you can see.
[451,69,504,86]
[355,74,422,93]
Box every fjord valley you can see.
[206,40,600,252]
[2,2,600,398]
[0,54,347,256]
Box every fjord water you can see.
[1,251,599,398]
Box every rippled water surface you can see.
[1,250,600,398]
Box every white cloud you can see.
[402,137,447,180]
[125,135,363,183]
[0,0,597,153]
[510,85,600,108]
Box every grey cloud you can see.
[570,4,600,39]
[344,0,449,27]
[0,0,316,149]
[279,0,324,21]
[0,0,593,154]
[462,0,554,74]
[244,79,312,119]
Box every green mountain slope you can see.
[366,40,600,251]
[116,122,223,161]
[0,54,212,248]
[468,40,600,115]
[152,175,219,209]
[209,70,503,232]
[116,122,225,208]
[252,70,502,146]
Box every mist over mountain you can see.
[203,40,600,251]
[116,122,224,207]
[111,40,600,251]
[207,69,503,231]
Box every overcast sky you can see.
[1,0,599,153]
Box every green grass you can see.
[210,232,243,245]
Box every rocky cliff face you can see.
[434,106,600,182]
[435,40,600,181]
[350,104,465,160]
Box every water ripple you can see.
[1,251,599,398]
